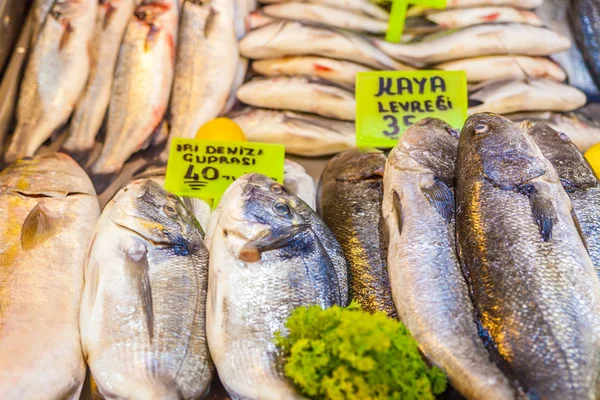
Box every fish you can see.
[239,20,412,70]
[423,6,540,29]
[251,56,372,88]
[570,0,600,91]
[444,0,542,7]
[0,153,100,399]
[456,113,600,399]
[206,173,347,399]
[375,23,571,67]
[284,159,316,210]
[62,0,138,164]
[169,0,239,139]
[380,118,516,400]
[468,79,587,115]
[262,2,389,34]
[319,149,396,317]
[435,56,566,83]
[5,0,97,164]
[258,0,389,20]
[234,0,257,40]
[230,107,355,156]
[31,0,57,43]
[236,76,356,121]
[80,179,214,399]
[89,0,179,191]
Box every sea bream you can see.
[206,174,347,399]
[80,179,214,399]
[0,153,100,399]
[258,0,389,20]
[5,0,97,163]
[456,113,600,399]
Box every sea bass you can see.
[424,6,540,29]
[570,0,600,90]
[231,107,355,156]
[5,0,97,163]
[284,159,317,210]
[0,153,100,399]
[456,113,600,399]
[90,0,178,189]
[206,173,346,399]
[80,179,214,399]
[319,149,397,317]
[258,0,389,20]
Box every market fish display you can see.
[456,113,600,399]
[207,174,346,399]
[231,108,355,156]
[435,56,566,83]
[375,23,571,67]
[468,79,587,115]
[423,6,540,29]
[284,159,316,210]
[237,76,356,121]
[258,0,389,20]
[5,0,97,163]
[80,179,214,399]
[90,0,178,189]
[319,149,396,317]
[381,119,515,400]
[169,0,238,139]
[62,0,138,163]
[570,0,600,90]
[239,20,411,70]
[0,153,100,399]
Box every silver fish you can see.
[236,76,356,121]
[259,0,389,20]
[424,6,540,28]
[0,153,100,399]
[444,0,542,7]
[5,0,97,163]
[231,107,355,156]
[206,173,346,399]
[80,179,214,399]
[284,159,316,210]
[239,20,412,70]
[456,113,600,399]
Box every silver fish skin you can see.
[230,107,355,156]
[375,23,571,67]
[62,0,138,163]
[169,0,238,139]
[206,173,345,399]
[284,159,316,210]
[424,6,540,29]
[0,153,99,399]
[258,0,389,20]
[80,179,214,399]
[435,56,566,83]
[5,0,97,163]
[252,57,373,88]
[444,0,542,7]
[236,76,356,121]
[239,20,412,70]
[262,2,389,34]
[468,79,586,115]
[456,113,600,399]
[381,119,515,400]
[90,0,178,184]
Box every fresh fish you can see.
[221,58,249,116]
[80,179,214,399]
[456,113,600,399]
[0,153,100,399]
[444,0,542,7]
[90,0,178,189]
[231,108,355,156]
[262,2,389,34]
[169,0,238,139]
[435,56,566,83]
[252,56,372,88]
[570,0,600,91]
[380,119,515,400]
[237,76,356,121]
[206,173,347,399]
[259,0,389,20]
[319,149,396,317]
[62,0,138,164]
[468,79,586,115]
[424,6,540,28]
[5,0,97,163]
[375,23,571,67]
[239,20,412,70]
[284,159,316,210]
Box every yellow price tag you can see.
[164,138,285,200]
[355,70,468,148]
[386,0,446,43]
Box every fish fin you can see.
[468,98,484,108]
[21,201,67,250]
[392,190,403,236]
[103,3,117,29]
[571,208,588,251]
[421,178,454,223]
[525,185,557,242]
[59,21,74,51]
[239,224,311,262]
[124,243,154,341]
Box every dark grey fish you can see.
[570,0,600,93]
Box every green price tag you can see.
[386,0,447,43]
[164,138,285,201]
[356,70,467,148]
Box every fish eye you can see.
[474,124,489,135]
[273,201,290,216]
[270,184,284,194]
[163,205,177,216]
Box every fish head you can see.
[460,113,546,189]
[323,149,386,183]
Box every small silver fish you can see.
[424,6,540,29]
[259,0,389,20]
